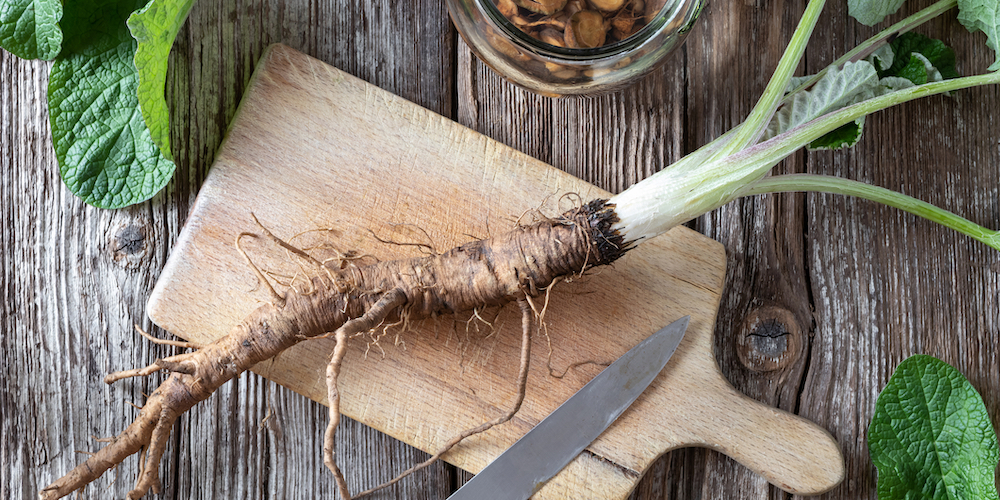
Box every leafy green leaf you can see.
[869,354,1000,500]
[958,0,1000,71]
[0,0,62,60]
[897,53,933,84]
[48,0,174,208]
[808,120,865,149]
[878,32,959,83]
[849,0,907,26]
[127,0,195,161]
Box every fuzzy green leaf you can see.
[48,0,174,208]
[849,0,907,26]
[772,34,960,151]
[869,355,1000,500]
[766,61,881,149]
[958,0,1000,70]
[127,0,194,161]
[0,0,62,60]
[869,44,896,72]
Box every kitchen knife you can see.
[447,315,690,500]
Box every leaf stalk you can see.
[744,174,1000,251]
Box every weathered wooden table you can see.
[4,0,998,499]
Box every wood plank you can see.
[794,4,1000,499]
[0,49,206,500]
[675,1,817,497]
[670,2,1000,499]
[3,1,458,499]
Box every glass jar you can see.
[447,0,704,97]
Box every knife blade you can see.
[447,315,690,500]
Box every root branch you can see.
[324,290,408,500]
[354,298,535,499]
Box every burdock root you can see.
[40,199,629,500]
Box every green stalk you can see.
[723,72,1000,202]
[714,0,827,157]
[610,71,1000,244]
[743,174,1000,250]
[784,0,958,99]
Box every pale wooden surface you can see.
[143,43,841,498]
[3,0,999,499]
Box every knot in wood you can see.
[111,221,152,269]
[736,306,802,372]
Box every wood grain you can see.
[4,0,999,499]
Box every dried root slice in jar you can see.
[520,13,569,31]
[537,28,567,47]
[610,7,641,39]
[487,30,533,62]
[564,10,607,48]
[514,0,568,15]
[587,0,626,12]
[563,0,584,16]
[496,0,519,17]
[644,0,662,22]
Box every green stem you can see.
[744,174,1000,251]
[715,0,827,157]
[784,0,958,100]
[610,72,1000,244]
[736,71,1000,172]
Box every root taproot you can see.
[40,199,628,500]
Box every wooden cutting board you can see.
[147,44,844,498]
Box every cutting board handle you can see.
[703,383,845,495]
